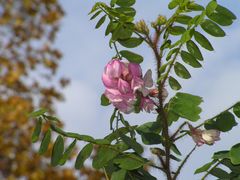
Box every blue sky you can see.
[55,1,240,179]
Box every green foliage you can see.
[168,76,182,91]
[194,31,214,51]
[174,62,191,79]
[169,93,203,122]
[59,139,77,165]
[204,112,237,132]
[186,40,203,61]
[119,50,143,63]
[230,143,240,165]
[181,50,202,68]
[51,135,64,166]
[201,19,226,37]
[194,160,216,174]
[31,118,43,143]
[113,154,145,170]
[101,94,111,106]
[111,169,127,180]
[75,143,93,169]
[39,129,51,155]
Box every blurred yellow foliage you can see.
[0,0,104,179]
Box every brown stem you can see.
[148,30,172,179]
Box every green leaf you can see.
[180,29,194,43]
[111,169,127,180]
[210,167,230,178]
[101,94,111,106]
[169,76,181,91]
[194,160,216,174]
[112,24,133,40]
[171,144,182,156]
[51,135,64,166]
[92,146,119,169]
[233,103,240,118]
[230,143,240,165]
[159,60,173,74]
[201,19,225,37]
[206,0,218,16]
[90,10,102,20]
[120,50,143,64]
[169,26,186,36]
[208,12,233,26]
[186,40,203,60]
[95,15,106,29]
[213,151,230,160]
[75,143,93,169]
[136,121,162,134]
[38,129,51,155]
[118,38,143,48]
[174,62,191,79]
[115,7,136,17]
[168,1,178,10]
[221,158,240,174]
[59,139,77,165]
[29,108,47,118]
[194,31,214,51]
[166,48,179,61]
[31,118,42,143]
[140,133,162,145]
[216,5,236,20]
[187,3,204,11]
[169,92,203,122]
[120,134,143,154]
[175,15,192,25]
[116,0,135,7]
[105,21,118,36]
[181,50,202,68]
[215,112,237,132]
[113,154,145,170]
[105,126,133,142]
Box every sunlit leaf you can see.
[194,31,214,51]
[169,76,181,91]
[181,50,202,68]
[174,62,191,79]
[186,40,203,60]
[201,19,225,37]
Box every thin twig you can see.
[173,145,197,180]
[171,122,187,140]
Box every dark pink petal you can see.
[129,63,142,77]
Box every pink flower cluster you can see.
[189,125,220,146]
[102,59,158,114]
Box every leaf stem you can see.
[201,160,221,180]
[173,145,197,180]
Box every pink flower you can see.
[102,59,159,114]
[141,97,155,113]
[189,125,220,146]
[104,59,122,78]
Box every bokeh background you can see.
[0,0,239,179]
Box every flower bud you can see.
[135,20,149,35]
[156,15,167,25]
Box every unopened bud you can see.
[135,20,149,34]
[156,15,167,26]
